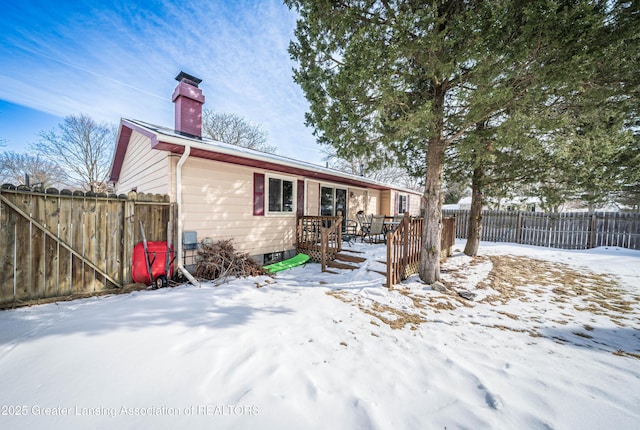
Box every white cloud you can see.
[0,0,325,163]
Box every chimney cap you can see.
[175,71,202,87]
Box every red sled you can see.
[132,241,174,286]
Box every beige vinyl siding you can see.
[115,131,169,195]
[167,154,179,201]
[409,193,422,216]
[306,181,320,215]
[379,190,391,216]
[180,158,299,256]
[367,189,381,215]
[381,190,423,216]
[347,188,367,220]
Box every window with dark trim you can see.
[398,194,408,214]
[268,177,294,213]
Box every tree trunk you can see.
[464,164,484,256]
[419,85,446,284]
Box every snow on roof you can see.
[114,118,421,195]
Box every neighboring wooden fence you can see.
[444,209,640,250]
[386,215,455,288]
[0,185,175,307]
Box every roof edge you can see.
[111,118,423,195]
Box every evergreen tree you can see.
[286,0,623,281]
[455,0,638,254]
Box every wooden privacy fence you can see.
[444,209,640,250]
[386,215,455,288]
[0,185,175,308]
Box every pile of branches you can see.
[195,239,267,280]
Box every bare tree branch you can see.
[0,151,68,188]
[32,114,114,192]
[202,110,277,154]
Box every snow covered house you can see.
[454,196,542,212]
[108,72,422,267]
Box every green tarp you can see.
[263,253,310,273]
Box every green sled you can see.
[263,253,310,273]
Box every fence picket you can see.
[0,196,15,304]
[442,209,640,251]
[12,192,32,301]
[58,193,73,296]
[44,192,60,298]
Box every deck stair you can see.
[335,252,366,263]
[326,252,367,271]
[326,260,358,270]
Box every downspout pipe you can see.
[176,145,200,287]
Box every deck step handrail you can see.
[296,214,342,269]
[386,214,455,288]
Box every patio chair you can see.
[363,215,386,243]
[342,219,358,245]
[356,212,371,238]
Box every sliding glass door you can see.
[320,186,334,216]
[321,186,348,228]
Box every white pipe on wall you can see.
[176,145,200,287]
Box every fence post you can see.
[516,211,523,244]
[121,191,136,284]
[295,212,300,251]
[386,235,392,289]
[588,213,596,249]
[320,228,327,272]
[337,214,343,252]
[403,212,409,269]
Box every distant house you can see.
[492,196,542,212]
[456,196,472,211]
[108,72,422,267]
[557,201,625,213]
[447,196,542,212]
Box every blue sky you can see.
[0,0,327,164]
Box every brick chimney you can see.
[172,71,205,138]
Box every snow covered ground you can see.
[0,240,638,429]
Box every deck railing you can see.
[386,214,455,288]
[296,213,456,285]
[296,215,342,270]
